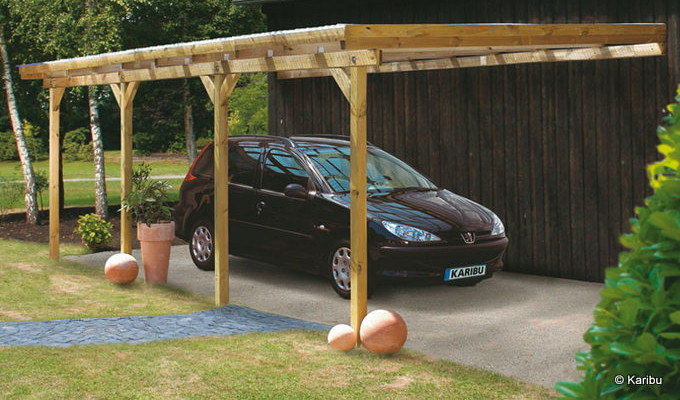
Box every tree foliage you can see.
[556,88,680,399]
[0,0,267,155]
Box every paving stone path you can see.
[0,305,328,347]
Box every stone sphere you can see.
[359,309,408,354]
[327,324,356,351]
[105,253,139,284]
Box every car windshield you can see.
[302,144,437,193]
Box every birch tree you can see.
[0,16,39,224]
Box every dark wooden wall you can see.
[263,0,680,282]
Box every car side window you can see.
[192,144,214,178]
[229,144,262,186]
[261,148,309,192]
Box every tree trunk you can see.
[183,83,196,164]
[0,23,39,224]
[89,88,108,219]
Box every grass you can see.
[0,332,554,399]
[32,178,183,209]
[0,239,211,322]
[0,151,187,209]
[0,239,556,399]
[0,151,190,181]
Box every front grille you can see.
[439,231,491,245]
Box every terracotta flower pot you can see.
[137,221,174,284]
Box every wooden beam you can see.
[20,24,348,76]
[110,83,121,105]
[113,82,139,254]
[349,66,368,344]
[329,68,350,102]
[41,50,380,88]
[276,43,664,79]
[344,23,666,49]
[201,73,240,105]
[221,73,241,102]
[200,76,215,104]
[375,43,665,73]
[213,74,230,306]
[48,87,65,260]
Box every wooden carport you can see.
[19,23,665,342]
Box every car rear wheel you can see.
[189,218,215,271]
[328,241,375,299]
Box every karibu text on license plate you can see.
[445,265,486,281]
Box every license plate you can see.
[444,265,486,281]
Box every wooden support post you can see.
[111,82,139,254]
[349,66,368,342]
[48,87,65,260]
[202,74,238,306]
[210,74,236,306]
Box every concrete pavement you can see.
[69,245,602,388]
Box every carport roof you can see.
[19,23,665,88]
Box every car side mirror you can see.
[284,183,308,199]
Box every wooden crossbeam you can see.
[344,23,666,50]
[42,50,380,88]
[276,43,664,79]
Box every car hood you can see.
[323,189,494,233]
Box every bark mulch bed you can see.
[0,205,186,250]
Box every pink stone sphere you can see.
[327,324,357,351]
[105,253,139,285]
[359,309,408,354]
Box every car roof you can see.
[227,134,374,148]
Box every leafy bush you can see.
[556,89,680,398]
[195,136,211,150]
[229,73,268,136]
[63,127,92,161]
[74,213,113,251]
[0,123,46,162]
[34,170,48,210]
[133,131,165,155]
[120,163,173,226]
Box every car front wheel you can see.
[328,241,375,299]
[189,218,215,271]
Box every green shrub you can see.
[133,131,164,155]
[556,88,680,398]
[120,163,173,226]
[0,123,46,162]
[74,213,113,251]
[195,136,212,150]
[34,169,48,210]
[63,127,92,161]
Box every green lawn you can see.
[0,238,556,398]
[0,151,187,210]
[0,151,190,181]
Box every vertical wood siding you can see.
[264,0,680,282]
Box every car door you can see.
[226,141,263,255]
[254,146,316,264]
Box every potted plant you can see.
[121,163,174,284]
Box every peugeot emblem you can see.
[461,232,475,244]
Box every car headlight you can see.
[382,221,441,242]
[491,213,505,235]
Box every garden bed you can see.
[0,205,186,250]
